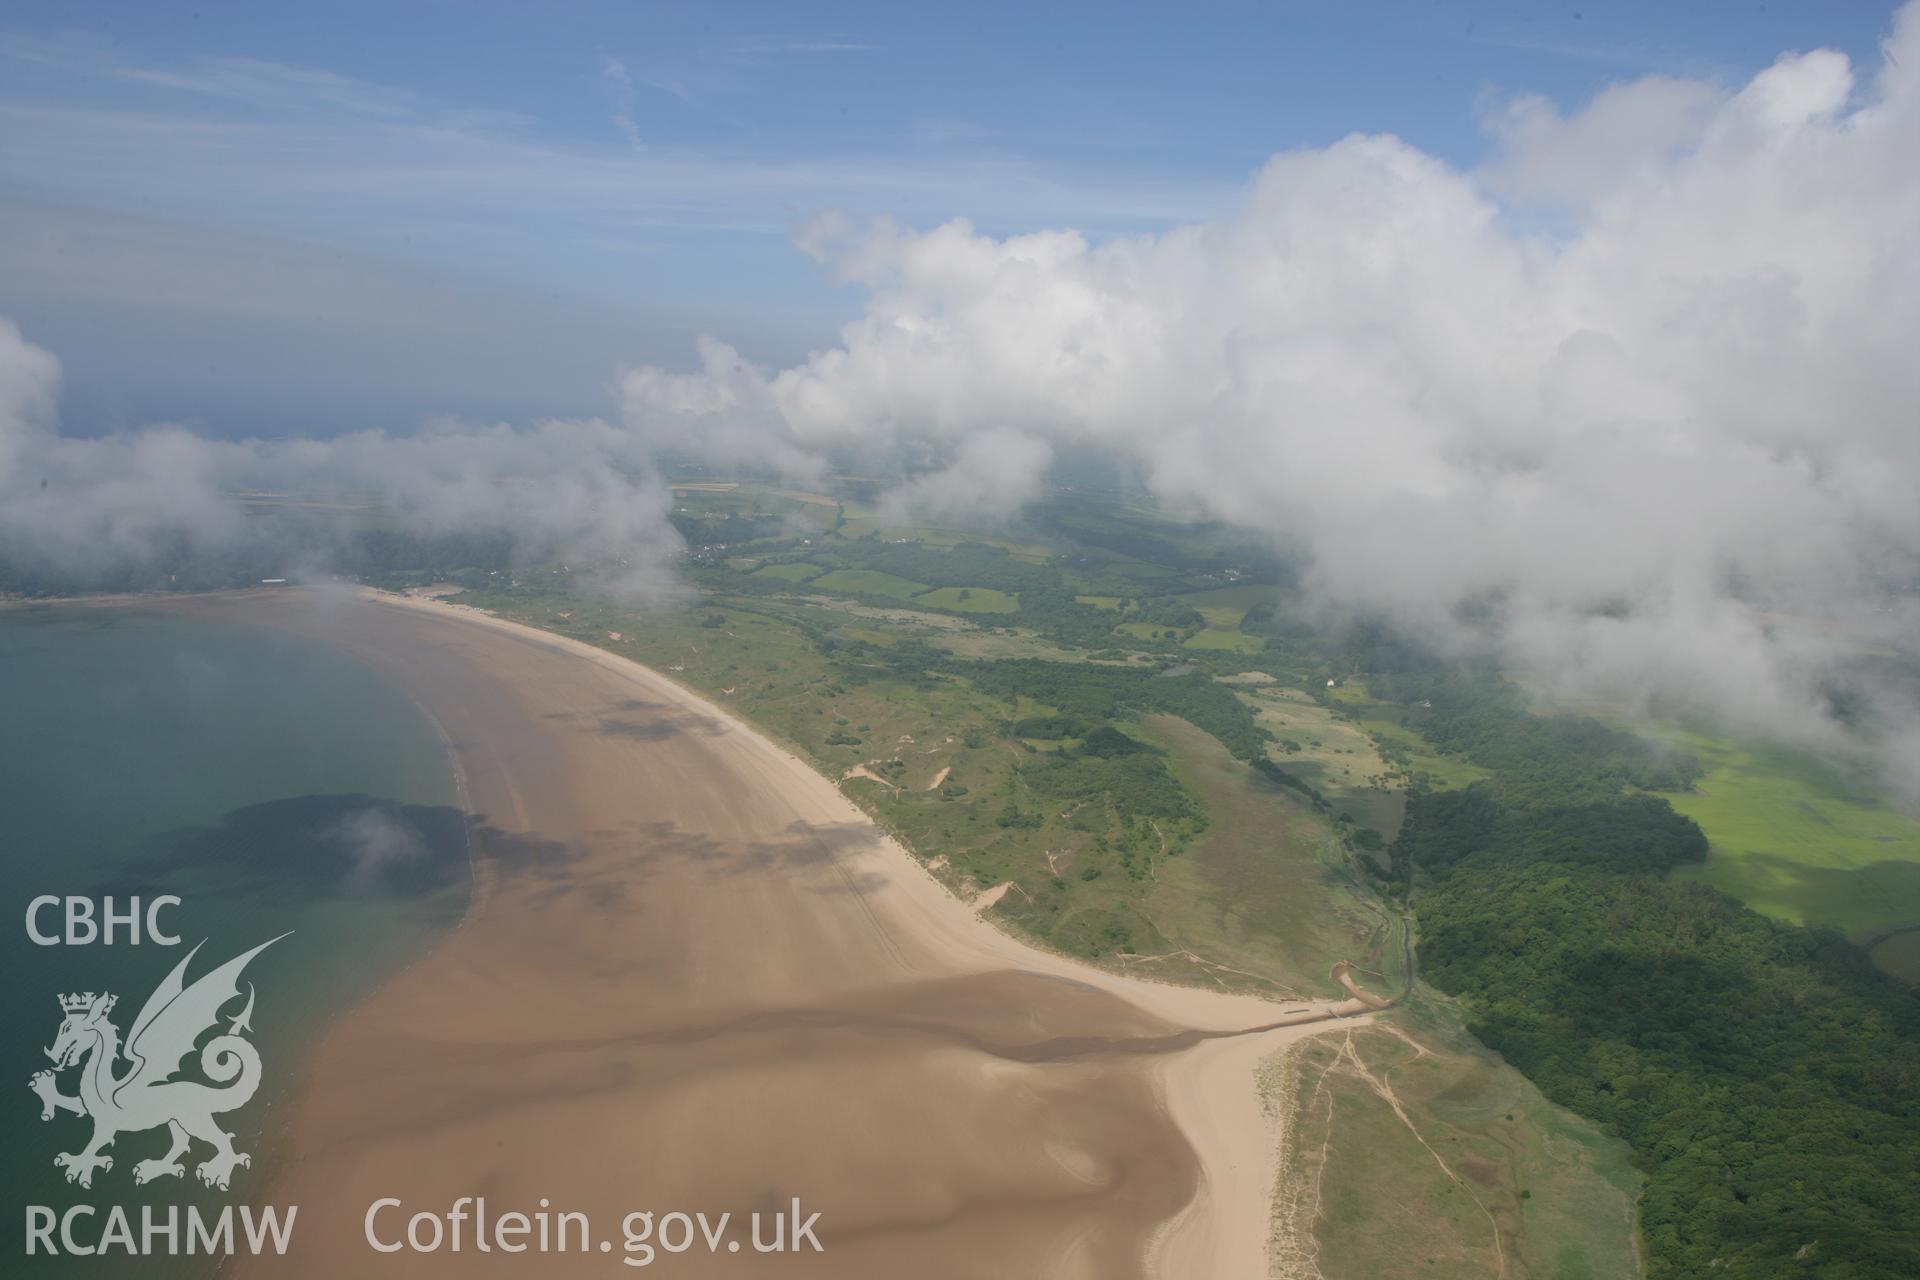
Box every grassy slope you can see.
[1277,1008,1643,1280]
[1134,714,1376,999]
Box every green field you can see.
[928,627,1137,664]
[1326,683,1495,791]
[669,480,836,525]
[1182,627,1265,654]
[809,567,930,599]
[1655,732,1920,941]
[749,560,822,582]
[1243,686,1408,840]
[1175,582,1280,626]
[913,585,1020,613]
[859,525,1053,562]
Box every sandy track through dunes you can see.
[158,588,1368,1278]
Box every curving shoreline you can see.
[147,586,1369,1278]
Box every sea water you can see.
[1,605,470,1274]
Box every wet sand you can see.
[165,588,1366,1278]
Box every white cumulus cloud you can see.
[614,4,1920,786]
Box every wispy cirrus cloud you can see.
[112,55,418,117]
[600,53,646,151]
[0,31,1232,258]
[0,25,1229,434]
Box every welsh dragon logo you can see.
[28,934,287,1191]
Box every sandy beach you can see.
[152,587,1368,1278]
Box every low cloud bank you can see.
[6,7,1920,791]
[621,6,1920,792]
[0,316,682,600]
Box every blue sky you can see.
[0,0,1902,436]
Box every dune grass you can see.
[1279,1005,1644,1280]
[1138,714,1377,998]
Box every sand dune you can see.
[165,588,1367,1278]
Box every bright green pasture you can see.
[1182,628,1266,654]
[809,568,929,599]
[750,561,823,582]
[1659,733,1920,940]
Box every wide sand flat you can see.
[161,588,1365,1278]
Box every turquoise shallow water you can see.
[1,606,471,1274]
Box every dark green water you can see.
[1,606,471,1274]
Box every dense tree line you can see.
[1025,738,1200,827]
[1394,716,1920,1277]
[668,509,790,546]
[1374,670,1701,794]
[1394,787,1707,880]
